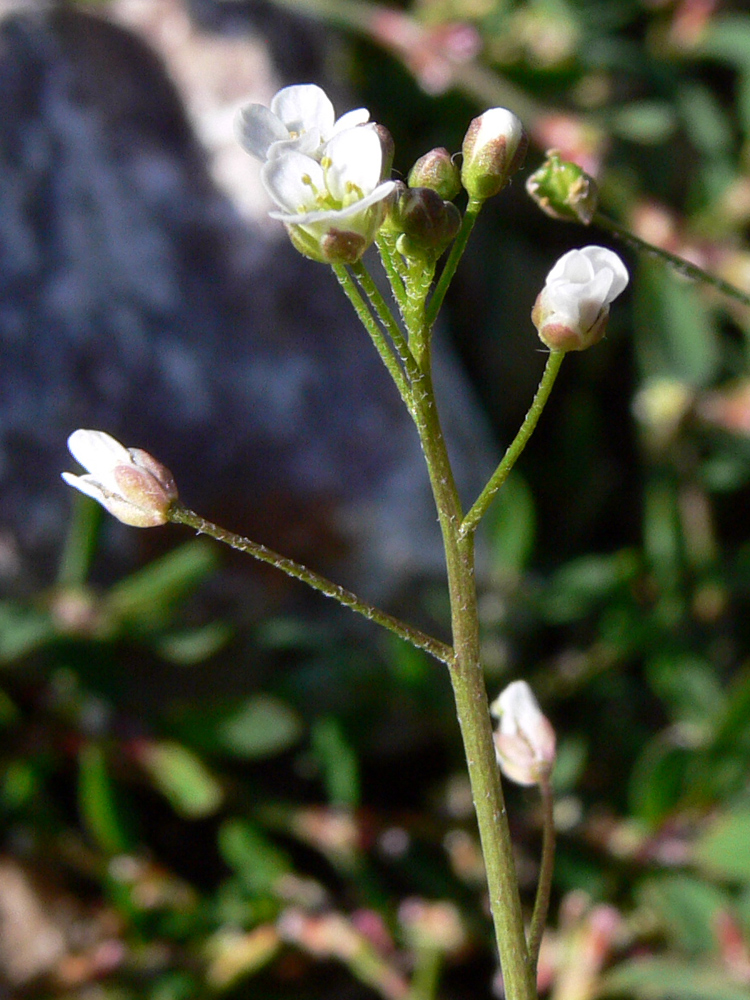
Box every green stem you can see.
[425,197,483,329]
[350,261,422,390]
[405,319,536,999]
[168,504,453,667]
[527,775,556,969]
[332,264,413,411]
[376,231,408,312]
[407,947,442,1000]
[594,211,750,310]
[460,351,565,538]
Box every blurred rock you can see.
[0,3,493,613]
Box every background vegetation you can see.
[4,0,750,997]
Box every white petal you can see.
[546,248,595,285]
[268,180,395,227]
[235,104,289,160]
[267,127,323,160]
[61,471,107,505]
[67,429,131,478]
[332,108,370,134]
[271,84,335,136]
[323,126,383,202]
[580,246,630,301]
[262,152,326,213]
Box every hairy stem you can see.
[461,351,565,538]
[594,211,750,310]
[168,504,453,667]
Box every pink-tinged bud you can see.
[461,108,527,201]
[490,681,556,786]
[408,147,461,201]
[526,150,599,224]
[532,246,629,352]
[62,429,178,527]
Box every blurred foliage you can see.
[6,0,750,997]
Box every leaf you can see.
[311,717,360,809]
[78,743,134,854]
[0,602,54,662]
[217,695,303,760]
[139,740,223,819]
[218,819,289,895]
[485,471,535,578]
[105,540,218,633]
[636,874,731,953]
[602,957,750,1000]
[694,809,750,883]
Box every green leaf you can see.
[646,654,724,727]
[218,819,289,895]
[485,471,535,578]
[629,737,691,824]
[78,743,134,854]
[694,808,750,883]
[217,695,303,760]
[157,621,232,664]
[105,541,219,633]
[636,874,731,953]
[0,602,54,662]
[542,550,637,623]
[634,261,719,387]
[139,740,223,819]
[610,101,677,144]
[602,957,750,1000]
[311,717,360,809]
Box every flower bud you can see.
[526,150,599,224]
[391,186,461,256]
[408,147,461,201]
[62,429,178,527]
[490,681,556,787]
[532,245,629,352]
[460,108,527,201]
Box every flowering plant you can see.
[63,83,635,1000]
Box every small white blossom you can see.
[237,83,370,163]
[490,681,556,787]
[532,245,629,352]
[262,126,396,263]
[62,430,178,528]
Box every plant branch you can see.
[168,504,454,667]
[461,350,565,538]
[527,775,556,969]
[332,264,414,412]
[594,212,750,310]
[425,197,483,328]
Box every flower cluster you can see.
[237,84,396,264]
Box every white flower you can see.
[236,83,370,163]
[532,245,629,352]
[461,107,527,201]
[62,430,178,528]
[262,125,396,263]
[490,681,556,787]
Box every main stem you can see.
[408,326,536,1000]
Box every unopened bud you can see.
[526,150,599,224]
[408,147,461,201]
[62,429,178,528]
[392,186,461,256]
[461,108,527,201]
[490,681,556,787]
[532,245,629,352]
